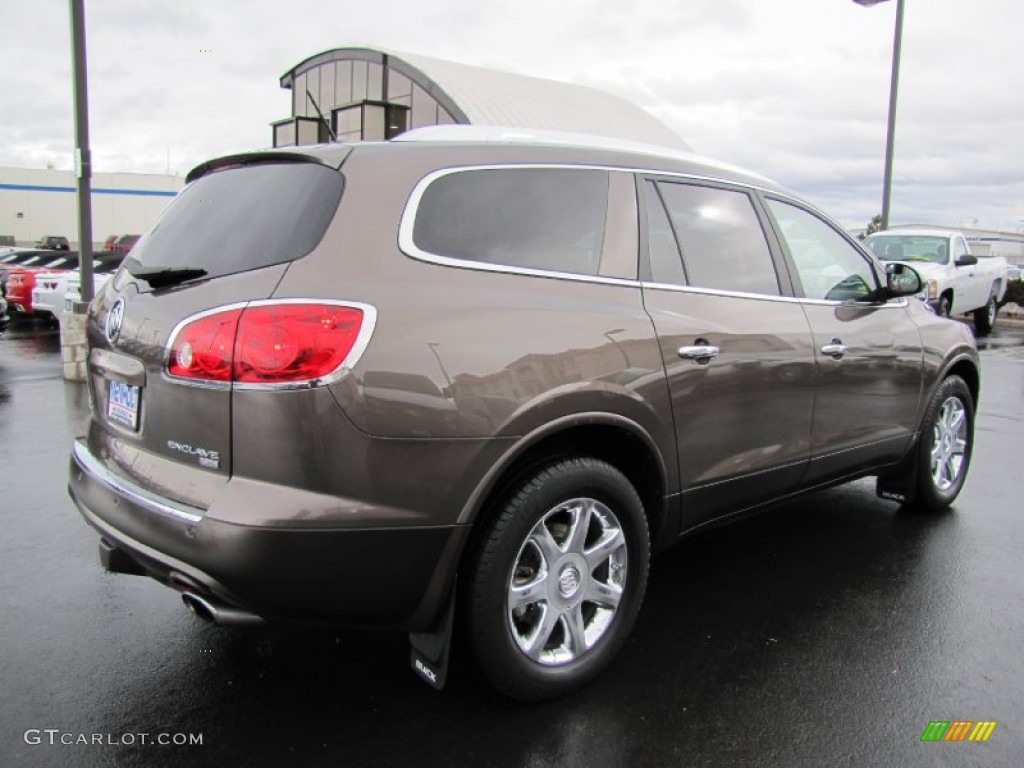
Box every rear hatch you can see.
[86,155,346,506]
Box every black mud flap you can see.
[876,442,920,506]
[409,580,455,691]
[99,538,147,576]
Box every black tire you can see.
[466,457,649,701]
[936,295,951,318]
[973,293,997,335]
[913,375,974,512]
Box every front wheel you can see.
[913,375,975,512]
[973,293,997,335]
[465,457,649,701]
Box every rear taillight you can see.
[167,302,372,387]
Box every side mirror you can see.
[885,262,922,297]
[955,254,978,267]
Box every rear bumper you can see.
[68,439,467,629]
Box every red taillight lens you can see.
[166,303,367,386]
[167,308,243,382]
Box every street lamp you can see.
[854,0,905,231]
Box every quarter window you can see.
[766,199,878,301]
[655,182,780,295]
[412,169,608,276]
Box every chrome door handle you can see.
[678,344,720,363]
[821,339,847,360]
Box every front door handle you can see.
[821,338,848,360]
[678,343,720,364]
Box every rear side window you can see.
[128,162,343,281]
[655,181,780,296]
[412,168,608,276]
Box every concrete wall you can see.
[0,167,182,248]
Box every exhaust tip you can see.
[182,593,216,622]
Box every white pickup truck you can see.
[863,227,1008,335]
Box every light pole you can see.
[69,0,94,302]
[854,0,905,231]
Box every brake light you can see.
[167,302,370,386]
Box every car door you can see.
[639,178,817,531]
[950,235,983,312]
[761,197,924,484]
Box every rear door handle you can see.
[678,343,719,363]
[821,338,848,360]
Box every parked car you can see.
[5,254,80,314]
[0,295,8,334]
[112,234,140,253]
[103,235,119,252]
[69,127,980,701]
[31,254,124,318]
[35,235,70,251]
[1,250,65,298]
[863,228,1008,334]
[0,235,16,247]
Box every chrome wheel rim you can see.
[931,396,967,492]
[506,497,627,666]
[987,297,996,324]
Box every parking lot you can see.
[1,315,1021,767]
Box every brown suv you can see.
[68,127,979,700]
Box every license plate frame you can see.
[107,379,140,430]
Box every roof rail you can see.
[393,125,772,184]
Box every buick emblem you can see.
[558,565,581,598]
[105,298,125,344]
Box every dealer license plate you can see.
[107,379,140,430]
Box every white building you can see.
[0,168,182,248]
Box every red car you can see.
[113,234,140,253]
[5,254,79,314]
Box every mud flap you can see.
[409,579,455,690]
[876,440,920,506]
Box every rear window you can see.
[127,162,343,281]
[411,168,609,276]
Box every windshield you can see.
[864,235,949,263]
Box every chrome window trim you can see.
[72,439,204,524]
[640,279,909,308]
[398,163,847,288]
[162,299,378,391]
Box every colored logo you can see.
[920,721,997,742]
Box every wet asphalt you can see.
[0,316,1022,768]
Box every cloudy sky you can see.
[3,0,1022,230]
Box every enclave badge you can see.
[105,298,125,344]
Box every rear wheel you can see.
[466,457,649,701]
[913,375,974,512]
[973,293,997,335]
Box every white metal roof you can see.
[286,47,689,151]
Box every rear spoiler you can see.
[185,145,352,184]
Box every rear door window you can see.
[126,162,344,283]
[411,168,609,276]
[652,181,780,296]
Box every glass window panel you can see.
[273,121,296,147]
[335,61,352,105]
[658,183,779,295]
[368,63,384,101]
[410,86,438,128]
[363,104,386,140]
[352,60,368,102]
[293,72,306,116]
[385,105,409,138]
[320,63,336,113]
[766,198,877,301]
[388,70,412,100]
[333,106,362,136]
[644,181,686,285]
[304,68,320,114]
[413,168,609,276]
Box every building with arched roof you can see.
[273,47,686,150]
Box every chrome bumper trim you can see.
[72,439,205,524]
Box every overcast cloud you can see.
[2,0,1022,230]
